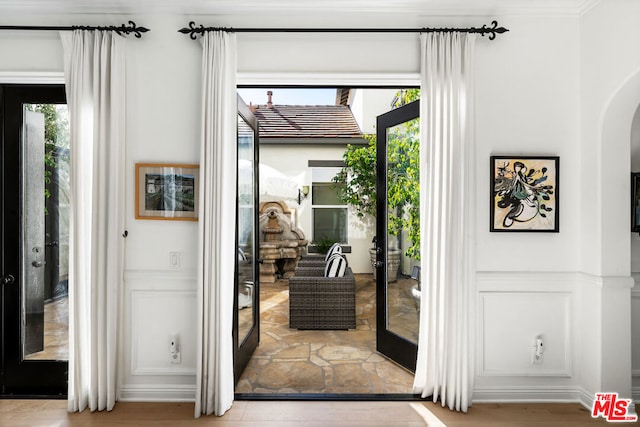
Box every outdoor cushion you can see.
[324,243,342,261]
[324,253,347,278]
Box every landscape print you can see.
[135,164,199,221]
[144,173,195,212]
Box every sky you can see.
[237,88,337,106]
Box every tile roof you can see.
[252,104,363,142]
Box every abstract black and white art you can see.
[490,156,559,232]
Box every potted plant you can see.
[311,235,339,255]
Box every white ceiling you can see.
[0,0,599,16]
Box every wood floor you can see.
[0,400,616,426]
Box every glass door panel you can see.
[234,95,260,383]
[385,118,420,346]
[23,104,70,361]
[237,112,255,345]
[375,100,420,372]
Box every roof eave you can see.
[259,137,368,145]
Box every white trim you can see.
[119,384,196,402]
[478,270,634,291]
[0,71,64,84]
[579,0,601,15]
[600,275,636,289]
[631,273,640,295]
[476,271,579,292]
[578,387,596,410]
[473,385,585,404]
[0,0,598,17]
[473,386,595,411]
[237,72,420,87]
[124,269,197,283]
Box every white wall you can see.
[350,88,399,134]
[259,144,374,273]
[0,7,637,406]
[580,0,640,406]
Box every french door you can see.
[233,95,260,383]
[1,85,69,395]
[375,100,420,372]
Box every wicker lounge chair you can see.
[289,266,356,330]
[296,253,327,268]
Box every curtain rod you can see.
[179,20,508,40]
[0,21,150,38]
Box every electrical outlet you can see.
[531,347,543,365]
[169,334,181,364]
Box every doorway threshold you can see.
[235,393,428,401]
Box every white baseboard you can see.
[634,386,640,404]
[474,385,636,412]
[119,384,196,402]
[473,385,587,405]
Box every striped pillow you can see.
[324,254,347,278]
[324,243,342,261]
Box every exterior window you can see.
[312,167,347,243]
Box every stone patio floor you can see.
[236,273,417,394]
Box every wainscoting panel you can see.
[124,271,198,379]
[130,290,197,376]
[477,273,574,378]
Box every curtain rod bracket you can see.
[179,20,508,40]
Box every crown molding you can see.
[0,0,599,17]
[0,71,64,84]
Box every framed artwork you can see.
[632,173,640,233]
[490,156,559,232]
[135,163,199,221]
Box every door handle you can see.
[374,261,384,268]
[1,274,15,285]
[32,261,45,268]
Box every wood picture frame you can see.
[135,163,199,221]
[490,156,559,232]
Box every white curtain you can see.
[61,30,126,412]
[413,32,477,413]
[195,31,238,418]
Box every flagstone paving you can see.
[236,274,418,394]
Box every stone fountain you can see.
[259,201,308,283]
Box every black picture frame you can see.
[631,173,640,233]
[490,156,560,232]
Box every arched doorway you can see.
[598,67,640,403]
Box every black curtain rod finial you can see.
[72,21,150,38]
[179,21,236,40]
[478,20,509,40]
[0,20,150,38]
[419,20,508,40]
